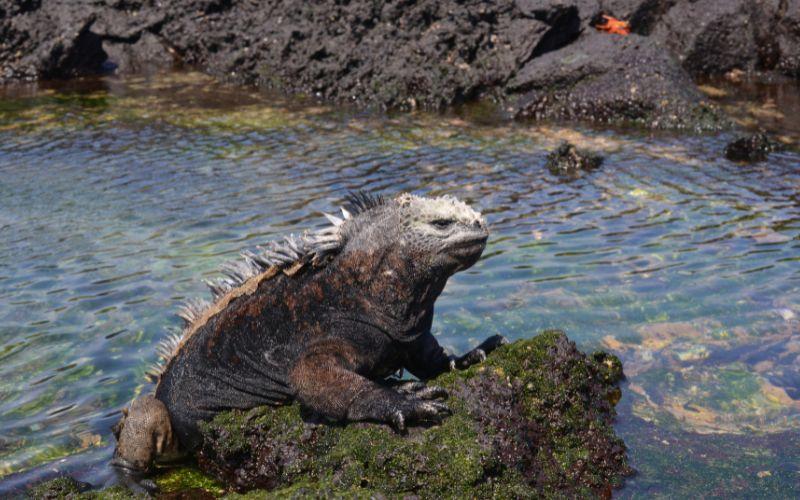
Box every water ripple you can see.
[0,73,799,493]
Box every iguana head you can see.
[111,395,180,475]
[339,192,489,276]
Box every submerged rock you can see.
[724,132,779,162]
[195,331,630,496]
[603,320,800,435]
[545,142,604,177]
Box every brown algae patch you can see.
[0,72,321,134]
[630,365,799,435]
[603,321,800,434]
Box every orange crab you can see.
[595,14,630,35]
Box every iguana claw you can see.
[395,381,449,400]
[389,398,451,432]
[112,466,159,495]
[384,382,451,432]
[453,334,508,369]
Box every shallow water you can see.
[0,72,798,496]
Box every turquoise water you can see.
[0,73,798,496]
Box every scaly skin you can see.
[112,192,504,477]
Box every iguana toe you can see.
[395,381,426,394]
[419,400,451,417]
[390,410,406,432]
[402,398,451,423]
[388,395,451,432]
[414,385,449,400]
[112,468,160,495]
[479,334,509,352]
[454,334,508,368]
[395,381,448,400]
[454,348,486,369]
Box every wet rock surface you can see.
[0,1,107,82]
[630,0,800,79]
[545,141,603,177]
[507,31,723,129]
[5,0,787,128]
[724,132,780,162]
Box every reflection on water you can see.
[700,77,800,146]
[0,72,798,496]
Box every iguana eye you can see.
[430,219,455,229]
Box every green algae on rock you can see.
[196,331,631,496]
[155,467,226,497]
[28,477,149,500]
[26,332,630,498]
[28,476,90,499]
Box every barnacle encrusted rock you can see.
[192,331,631,497]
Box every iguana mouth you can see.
[446,235,488,266]
[450,235,488,250]
[110,455,150,475]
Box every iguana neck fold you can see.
[328,245,448,342]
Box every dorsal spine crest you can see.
[148,192,385,382]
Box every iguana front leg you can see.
[403,331,508,380]
[451,334,509,370]
[290,338,450,431]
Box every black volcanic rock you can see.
[506,31,725,130]
[724,132,779,162]
[7,0,800,128]
[546,142,604,177]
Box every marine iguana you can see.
[112,192,505,475]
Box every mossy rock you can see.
[197,330,631,497]
[27,476,90,499]
[27,477,141,500]
[28,331,630,498]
